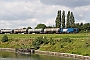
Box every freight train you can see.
[0,28,79,34]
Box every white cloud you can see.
[72,5,90,22]
[40,0,90,8]
[0,0,90,29]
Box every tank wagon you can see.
[0,29,13,34]
[60,28,78,33]
[44,28,60,34]
[13,29,27,34]
[28,28,44,34]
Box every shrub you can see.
[2,35,8,42]
[49,37,55,45]
[32,36,43,49]
[43,36,49,45]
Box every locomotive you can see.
[0,28,79,34]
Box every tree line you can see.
[75,23,90,32]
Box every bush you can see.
[49,37,55,45]
[2,35,8,42]
[32,36,50,49]
[43,36,49,45]
[32,36,43,49]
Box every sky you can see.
[0,0,90,29]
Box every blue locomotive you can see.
[60,28,79,33]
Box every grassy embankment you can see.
[0,33,90,56]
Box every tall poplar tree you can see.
[62,10,65,28]
[55,10,61,28]
[66,11,70,28]
[66,11,75,28]
[70,12,75,28]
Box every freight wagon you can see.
[28,28,44,34]
[44,28,60,34]
[13,29,27,34]
[0,29,13,34]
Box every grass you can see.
[39,38,90,56]
[0,33,88,39]
[0,33,90,56]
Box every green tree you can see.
[35,24,46,29]
[55,10,61,28]
[2,35,8,42]
[83,23,90,31]
[23,28,26,29]
[75,23,80,28]
[27,27,32,29]
[79,23,83,31]
[62,10,65,28]
[75,23,82,32]
[66,11,75,28]
[70,12,75,28]
[66,11,70,28]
